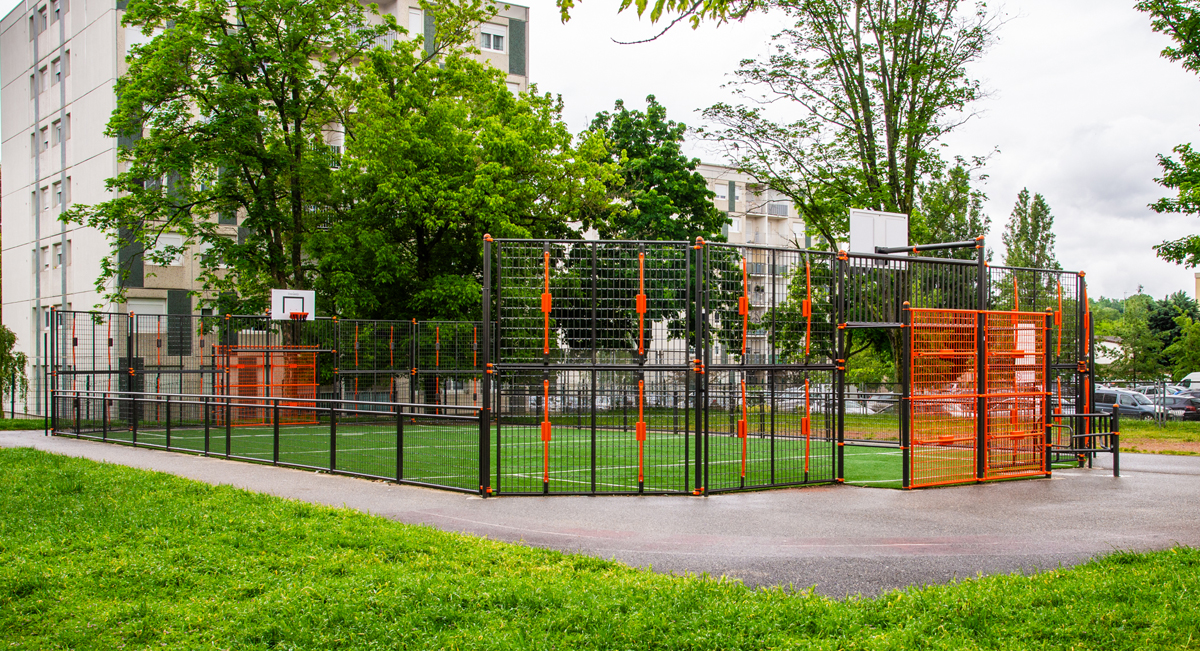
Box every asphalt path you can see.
[4,430,1198,597]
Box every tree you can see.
[1164,315,1200,379]
[0,325,28,419]
[1138,1,1200,268]
[1002,189,1059,270]
[1149,291,1200,366]
[586,96,728,242]
[701,0,997,247]
[309,51,617,321]
[1105,294,1166,381]
[64,0,488,313]
[912,159,991,260]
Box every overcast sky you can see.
[522,0,1200,302]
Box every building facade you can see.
[0,0,530,415]
[696,162,807,249]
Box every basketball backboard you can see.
[270,289,316,320]
[848,209,908,254]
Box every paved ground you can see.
[4,430,1198,597]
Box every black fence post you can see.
[329,400,338,471]
[835,251,846,482]
[901,302,911,489]
[203,396,210,456]
[225,396,232,459]
[1111,408,1120,478]
[480,234,493,496]
[131,392,139,447]
[396,403,404,482]
[165,395,172,449]
[692,238,706,494]
[975,238,988,482]
[102,394,108,441]
[273,398,280,465]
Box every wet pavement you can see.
[4,430,1197,597]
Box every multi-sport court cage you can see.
[49,235,1118,495]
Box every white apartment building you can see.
[0,0,530,414]
[696,162,809,249]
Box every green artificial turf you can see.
[2,447,1199,650]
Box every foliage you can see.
[63,0,487,313]
[6,447,1200,649]
[1002,188,1060,270]
[554,0,761,31]
[586,96,727,242]
[1104,294,1166,381]
[1165,315,1200,379]
[1137,1,1200,267]
[309,48,615,321]
[701,0,997,247]
[911,159,992,260]
[1149,144,1200,267]
[0,325,27,419]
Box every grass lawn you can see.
[0,418,46,431]
[1118,419,1200,455]
[2,448,1199,649]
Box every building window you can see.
[28,16,34,40]
[37,7,47,34]
[52,58,61,85]
[728,217,742,233]
[52,243,62,268]
[30,191,36,215]
[51,0,58,24]
[41,246,50,270]
[40,127,49,151]
[148,233,185,266]
[65,113,71,139]
[408,8,422,40]
[481,24,506,52]
[39,66,47,91]
[506,81,520,95]
[52,181,62,208]
[30,133,36,157]
[714,183,727,201]
[768,202,789,217]
[40,187,49,211]
[52,120,61,145]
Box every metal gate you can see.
[903,307,1050,488]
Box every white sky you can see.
[6,0,1197,301]
[522,0,1200,301]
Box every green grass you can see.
[0,418,46,431]
[2,447,1199,650]
[1119,419,1200,454]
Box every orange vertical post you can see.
[636,379,646,486]
[804,261,812,355]
[637,253,647,356]
[1056,282,1063,356]
[739,259,749,355]
[542,252,552,355]
[541,379,551,487]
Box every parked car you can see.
[1135,384,1187,396]
[1161,394,1200,421]
[1093,387,1165,420]
[1180,372,1200,388]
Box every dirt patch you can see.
[1121,438,1200,455]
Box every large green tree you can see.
[912,159,991,260]
[701,0,997,246]
[310,51,617,321]
[586,95,727,241]
[1105,294,1166,381]
[64,0,487,313]
[1138,0,1200,267]
[1002,188,1060,270]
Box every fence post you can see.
[396,403,404,482]
[1111,408,1120,478]
[102,394,108,442]
[273,398,280,465]
[835,250,846,482]
[329,400,337,471]
[1044,309,1053,477]
[692,237,706,494]
[203,396,210,456]
[480,234,493,496]
[131,392,139,447]
[165,394,172,449]
[225,396,232,459]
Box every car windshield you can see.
[1134,394,1151,405]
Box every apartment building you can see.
[0,0,530,414]
[696,162,810,364]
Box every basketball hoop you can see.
[289,312,308,321]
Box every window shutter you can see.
[423,13,436,56]
[117,227,144,288]
[727,181,736,212]
[166,289,192,356]
[508,18,526,76]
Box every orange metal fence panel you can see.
[983,311,1047,480]
[214,345,319,426]
[908,309,978,488]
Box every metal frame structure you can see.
[48,235,1118,497]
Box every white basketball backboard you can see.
[848,209,908,254]
[270,289,316,320]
